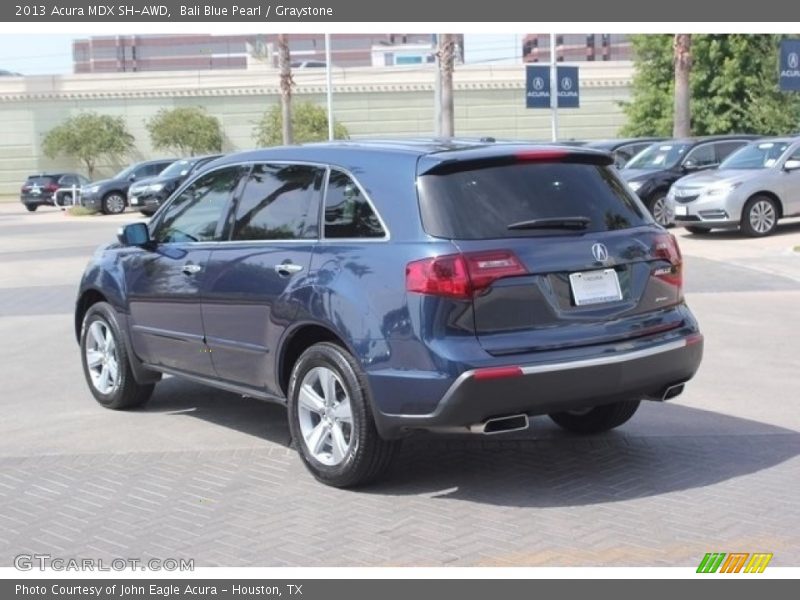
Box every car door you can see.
[124,165,245,376]
[780,144,800,216]
[201,162,325,393]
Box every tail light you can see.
[653,233,683,294]
[406,250,527,299]
[45,182,59,193]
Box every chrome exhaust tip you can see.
[469,413,529,435]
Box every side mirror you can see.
[128,173,137,181]
[783,159,800,171]
[117,222,152,247]
[682,160,699,172]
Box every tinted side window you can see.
[715,141,747,162]
[59,175,76,185]
[418,163,649,240]
[232,163,324,241]
[684,144,716,167]
[153,167,242,244]
[324,170,385,239]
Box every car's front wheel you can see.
[24,203,37,212]
[741,195,778,237]
[80,302,154,409]
[549,400,640,434]
[647,192,670,227]
[287,342,399,487]
[101,192,126,215]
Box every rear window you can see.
[26,176,57,186]
[418,162,650,239]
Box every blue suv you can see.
[75,140,704,487]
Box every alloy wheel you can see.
[652,196,669,226]
[749,199,776,234]
[85,320,120,395]
[297,366,354,466]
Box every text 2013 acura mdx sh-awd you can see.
[75,140,704,487]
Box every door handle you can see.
[182,263,202,275]
[274,263,304,276]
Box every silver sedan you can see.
[667,138,800,236]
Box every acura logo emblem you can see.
[532,76,545,91]
[789,52,799,69]
[592,243,609,262]
[561,77,572,91]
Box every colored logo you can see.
[696,552,773,573]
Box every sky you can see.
[0,33,527,76]
[0,35,76,75]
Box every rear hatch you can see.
[21,175,58,201]
[416,148,684,356]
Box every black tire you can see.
[58,193,73,207]
[140,208,156,217]
[646,191,670,227]
[549,400,641,434]
[740,195,778,237]
[684,225,711,235]
[24,203,38,212]
[101,192,126,215]
[80,302,154,410]
[287,342,400,488]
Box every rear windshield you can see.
[26,176,57,185]
[418,162,651,239]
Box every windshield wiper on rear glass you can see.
[507,216,591,231]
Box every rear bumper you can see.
[373,333,703,438]
[21,194,55,206]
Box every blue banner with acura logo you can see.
[780,39,800,91]
[525,65,580,108]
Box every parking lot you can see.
[0,201,798,567]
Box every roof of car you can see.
[208,138,612,170]
[662,134,762,145]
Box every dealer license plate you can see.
[569,269,623,306]
[674,205,688,216]
[129,196,139,205]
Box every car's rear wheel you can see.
[101,192,126,215]
[685,225,711,235]
[80,302,154,410]
[24,203,37,212]
[741,195,778,237]
[648,192,670,227]
[58,193,73,207]
[287,342,399,487]
[549,400,641,434]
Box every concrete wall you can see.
[0,62,633,196]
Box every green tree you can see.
[622,34,800,136]
[253,102,349,146]
[42,112,134,178]
[146,107,222,156]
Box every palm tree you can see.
[673,34,692,138]
[277,34,294,145]
[437,34,456,137]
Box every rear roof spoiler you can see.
[418,146,614,176]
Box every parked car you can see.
[20,173,90,211]
[585,137,666,169]
[668,137,800,236]
[80,159,176,215]
[621,135,759,226]
[74,140,703,487]
[128,154,224,216]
